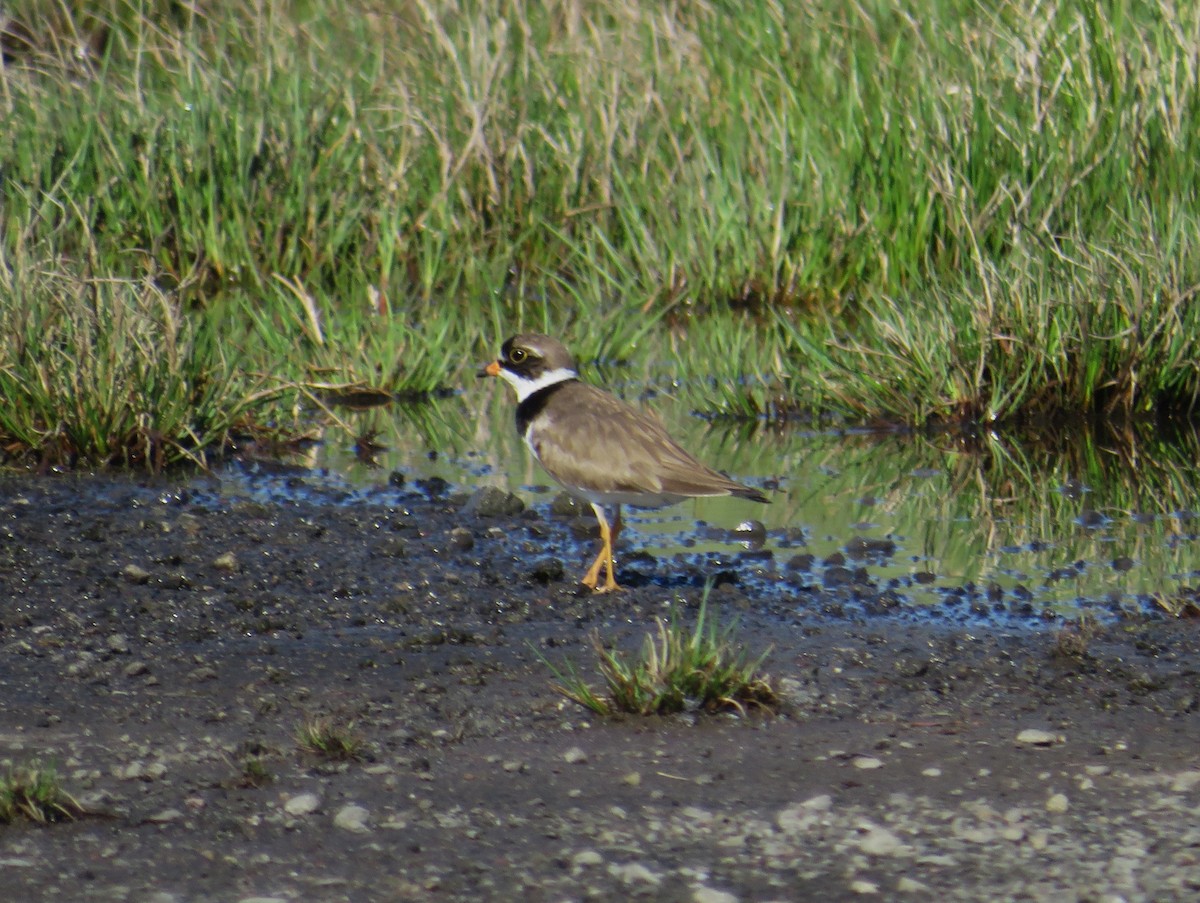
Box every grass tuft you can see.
[0,270,282,469]
[295,717,366,761]
[544,587,776,717]
[0,762,84,825]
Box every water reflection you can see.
[294,391,1200,617]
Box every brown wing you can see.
[528,382,764,500]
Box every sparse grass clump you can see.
[0,270,281,469]
[546,591,776,717]
[1054,612,1102,660]
[0,762,84,825]
[295,718,366,761]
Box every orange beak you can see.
[477,360,502,378]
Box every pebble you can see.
[448,527,474,550]
[122,563,151,584]
[107,634,131,654]
[854,821,906,856]
[777,792,835,835]
[1170,770,1200,793]
[333,804,370,832]
[563,746,588,764]
[463,487,525,517]
[777,794,833,835]
[146,809,183,824]
[849,878,879,894]
[692,885,740,903]
[284,793,321,816]
[213,552,239,571]
[1016,728,1064,746]
[854,756,884,770]
[572,850,603,868]
[608,862,662,887]
[1046,793,1070,813]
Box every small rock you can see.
[213,552,239,571]
[333,804,370,832]
[527,558,564,584]
[122,564,151,584]
[572,850,603,868]
[124,661,150,678]
[146,808,183,824]
[1170,770,1200,793]
[777,677,817,709]
[563,746,588,765]
[854,821,906,856]
[777,794,833,835]
[849,879,879,894]
[692,886,740,903]
[897,877,929,893]
[448,527,474,550]
[1016,729,1064,747]
[921,767,942,777]
[463,487,525,518]
[608,862,662,887]
[106,634,130,654]
[854,756,884,770]
[621,772,641,787]
[284,793,321,816]
[1045,793,1069,813]
[549,492,581,516]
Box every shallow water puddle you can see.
[226,391,1200,622]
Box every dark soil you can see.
[1,468,1198,902]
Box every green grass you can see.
[0,762,84,824]
[1,0,1199,466]
[0,269,281,468]
[295,717,366,761]
[543,589,777,716]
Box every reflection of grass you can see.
[542,589,776,717]
[0,762,84,824]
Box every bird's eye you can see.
[509,348,527,363]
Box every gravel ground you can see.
[1,467,1198,902]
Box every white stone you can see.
[284,792,320,816]
[692,886,739,903]
[333,804,370,832]
[1016,729,1064,747]
[1045,793,1069,813]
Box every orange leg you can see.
[581,504,622,593]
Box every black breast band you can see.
[515,381,574,437]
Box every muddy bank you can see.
[1,468,1198,902]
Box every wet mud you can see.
[1,467,1198,901]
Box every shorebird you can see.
[478,333,768,592]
